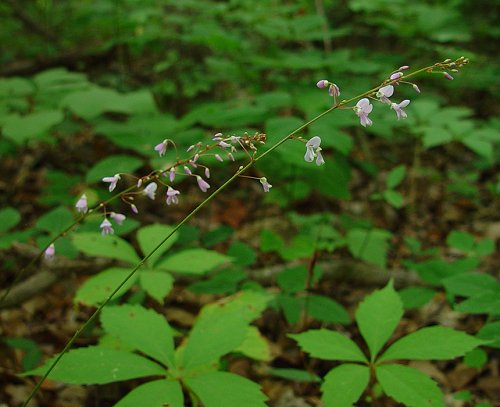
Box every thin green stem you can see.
[22,60,461,405]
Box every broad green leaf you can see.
[399,287,436,310]
[346,228,392,268]
[139,271,174,303]
[260,229,285,252]
[446,230,475,252]
[115,379,183,407]
[443,273,498,298]
[268,368,320,383]
[379,326,486,362]
[376,364,443,407]
[157,248,232,275]
[186,371,267,407]
[277,265,308,293]
[277,293,303,324]
[307,295,350,324]
[477,321,500,348]
[24,347,165,384]
[356,281,403,360]
[74,268,138,306]
[322,364,370,407]
[383,190,404,208]
[235,326,271,361]
[85,155,143,183]
[136,224,179,267]
[423,128,453,149]
[72,232,140,264]
[101,305,175,368]
[61,87,131,119]
[228,241,256,267]
[463,348,488,368]
[290,329,367,362]
[36,206,74,233]
[2,110,63,144]
[0,207,21,232]
[386,165,406,189]
[455,291,500,315]
[462,136,493,160]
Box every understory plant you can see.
[3,57,491,407]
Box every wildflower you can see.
[205,167,210,178]
[44,244,55,260]
[354,98,373,127]
[390,72,403,81]
[444,72,454,80]
[391,100,411,120]
[219,141,231,149]
[316,79,329,89]
[169,168,176,182]
[184,166,192,175]
[102,174,121,192]
[100,218,114,235]
[131,204,138,214]
[186,144,195,152]
[166,187,180,205]
[412,84,421,93]
[143,182,158,200]
[304,136,325,166]
[196,176,210,192]
[376,85,394,104]
[228,153,235,162]
[213,132,223,141]
[192,154,199,163]
[398,65,410,71]
[137,178,143,187]
[328,84,340,97]
[154,140,168,157]
[110,212,126,225]
[259,177,272,192]
[215,154,223,162]
[75,194,88,213]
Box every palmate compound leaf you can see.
[156,248,232,275]
[136,224,179,268]
[114,379,183,407]
[289,329,367,362]
[376,364,444,407]
[180,291,271,370]
[72,233,140,264]
[23,347,165,384]
[185,371,268,407]
[321,364,370,407]
[101,305,175,369]
[355,280,403,361]
[378,326,487,362]
[139,270,174,303]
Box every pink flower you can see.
[391,100,411,120]
[259,177,272,192]
[100,218,114,235]
[304,136,322,163]
[131,204,138,214]
[143,182,158,200]
[444,72,454,80]
[328,84,340,97]
[184,166,192,175]
[316,80,329,89]
[213,132,223,141]
[44,243,55,260]
[166,187,180,205]
[196,176,210,192]
[354,98,373,127]
[228,153,235,162]
[110,212,126,225]
[376,85,394,104]
[412,84,421,93]
[102,174,121,192]
[390,72,403,80]
[218,141,231,149]
[398,65,410,71]
[169,168,176,182]
[154,140,168,157]
[215,154,223,162]
[75,194,88,213]
[205,167,210,178]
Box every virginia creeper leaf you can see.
[322,364,370,407]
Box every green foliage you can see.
[291,281,485,407]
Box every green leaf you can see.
[2,110,64,144]
[307,295,350,324]
[477,321,500,348]
[139,271,174,303]
[24,347,165,384]
[4,337,42,371]
[101,305,175,368]
[74,268,138,306]
[443,273,499,298]
[379,326,486,362]
[228,241,256,267]
[376,364,444,407]
[136,224,179,267]
[290,329,367,362]
[36,206,74,233]
[260,229,285,252]
[446,230,475,252]
[85,155,143,183]
[462,136,493,161]
[454,291,500,315]
[186,371,267,407]
[383,190,404,208]
[463,348,488,368]
[386,165,406,189]
[235,326,271,361]
[115,379,183,407]
[346,228,392,268]
[157,248,232,275]
[355,281,403,360]
[321,364,370,407]
[422,128,453,149]
[277,265,308,293]
[72,232,140,264]
[0,207,21,232]
[399,287,436,310]
[268,368,320,383]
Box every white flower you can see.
[143,182,158,200]
[102,174,121,192]
[391,100,411,120]
[354,98,373,127]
